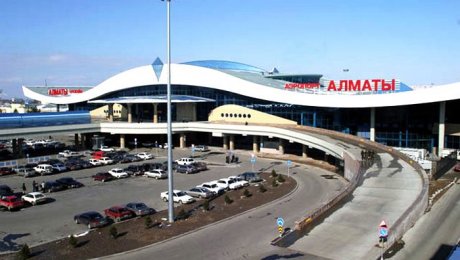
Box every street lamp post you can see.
[163,0,174,223]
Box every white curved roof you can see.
[23,63,460,108]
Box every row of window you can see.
[220,113,252,119]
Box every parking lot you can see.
[0,147,304,250]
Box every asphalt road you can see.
[391,183,460,260]
[104,160,347,260]
[0,148,345,254]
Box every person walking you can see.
[32,180,36,192]
[22,183,27,195]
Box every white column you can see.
[127,104,132,123]
[223,135,228,150]
[302,145,308,158]
[370,107,376,142]
[438,101,446,157]
[120,134,125,149]
[179,133,186,149]
[278,139,285,155]
[229,135,235,151]
[252,136,258,153]
[153,103,158,123]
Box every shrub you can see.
[277,174,286,183]
[109,226,118,239]
[144,216,152,229]
[224,195,233,204]
[176,208,189,220]
[272,178,278,187]
[259,184,267,193]
[243,189,252,198]
[16,244,30,260]
[202,200,210,211]
[271,169,278,178]
[69,235,78,248]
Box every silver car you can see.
[17,168,37,178]
[186,187,215,199]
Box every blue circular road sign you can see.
[277,217,285,227]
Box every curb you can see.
[95,176,300,259]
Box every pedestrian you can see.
[32,180,36,192]
[22,183,26,194]
[41,181,45,192]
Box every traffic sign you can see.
[287,160,292,167]
[278,226,283,233]
[379,220,388,238]
[251,157,256,164]
[277,217,284,227]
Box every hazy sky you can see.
[1,0,459,98]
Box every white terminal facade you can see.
[23,59,460,156]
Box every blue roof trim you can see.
[182,60,267,73]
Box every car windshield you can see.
[176,191,187,196]
[135,203,147,209]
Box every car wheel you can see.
[87,223,92,229]
[75,218,79,224]
[155,177,159,180]
[179,200,183,204]
[162,197,168,202]
[32,201,36,206]
[102,179,105,182]
[115,217,120,222]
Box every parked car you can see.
[186,187,214,199]
[99,146,115,152]
[0,184,14,197]
[51,163,68,173]
[64,161,83,171]
[197,182,225,195]
[160,143,174,149]
[13,166,28,174]
[16,168,37,178]
[108,168,129,179]
[124,165,145,176]
[176,164,197,174]
[215,178,243,190]
[74,211,108,229]
[144,169,167,179]
[92,172,114,182]
[192,162,208,172]
[89,158,103,166]
[41,181,66,193]
[34,164,54,176]
[175,158,195,166]
[136,152,154,160]
[56,177,83,188]
[99,157,115,165]
[160,190,195,204]
[0,167,15,176]
[238,171,262,183]
[228,176,250,187]
[104,206,134,222]
[0,195,24,211]
[21,192,47,205]
[125,202,155,216]
[193,145,209,152]
[120,154,142,164]
[454,163,460,172]
[58,150,81,158]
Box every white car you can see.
[136,152,154,160]
[98,157,114,165]
[89,159,103,166]
[197,182,225,195]
[144,169,167,179]
[58,150,81,158]
[175,158,195,166]
[228,176,250,187]
[100,146,115,152]
[108,168,129,178]
[218,178,243,190]
[160,190,195,204]
[21,192,47,205]
[33,164,54,175]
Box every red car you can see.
[104,206,134,222]
[0,195,24,211]
[0,167,15,176]
[454,164,460,172]
[92,172,114,182]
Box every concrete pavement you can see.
[289,152,422,260]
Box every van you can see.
[33,164,54,175]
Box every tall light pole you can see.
[164,0,174,223]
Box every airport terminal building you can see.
[22,59,460,155]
